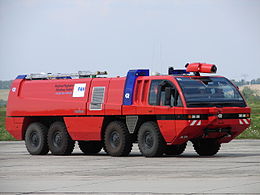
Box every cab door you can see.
[150,79,182,143]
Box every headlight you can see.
[238,113,250,118]
[188,114,200,119]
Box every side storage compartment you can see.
[64,117,104,141]
[105,77,125,115]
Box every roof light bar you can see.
[168,67,190,75]
[16,70,108,80]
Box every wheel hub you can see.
[53,132,62,147]
[144,131,154,149]
[110,131,120,148]
[30,132,39,147]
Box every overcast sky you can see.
[0,0,260,80]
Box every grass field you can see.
[0,89,9,101]
[0,101,260,141]
[237,100,260,139]
[0,85,259,140]
[0,106,15,141]
[240,84,260,96]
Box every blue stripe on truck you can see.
[123,69,149,105]
[16,75,27,79]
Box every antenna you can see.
[24,71,108,80]
[159,42,162,73]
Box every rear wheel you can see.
[25,122,49,155]
[164,142,187,155]
[104,121,133,156]
[193,139,220,156]
[78,141,103,154]
[47,121,75,155]
[138,121,165,157]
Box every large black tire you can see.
[25,122,49,155]
[138,121,165,157]
[165,142,187,155]
[104,121,133,156]
[193,139,221,156]
[47,121,75,155]
[78,141,103,154]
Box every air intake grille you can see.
[90,87,105,110]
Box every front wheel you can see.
[164,142,187,155]
[25,122,49,155]
[138,121,165,157]
[193,139,220,156]
[47,121,75,155]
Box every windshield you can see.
[176,77,246,107]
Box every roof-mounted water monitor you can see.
[185,63,217,75]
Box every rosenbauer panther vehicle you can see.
[6,63,251,157]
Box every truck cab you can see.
[122,63,250,156]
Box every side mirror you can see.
[165,87,172,106]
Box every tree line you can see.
[0,80,12,89]
[231,78,260,86]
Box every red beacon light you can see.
[185,63,217,75]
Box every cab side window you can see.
[160,86,182,107]
[149,80,162,105]
[149,80,183,107]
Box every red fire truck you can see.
[5,63,250,157]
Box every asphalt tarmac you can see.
[0,140,260,194]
